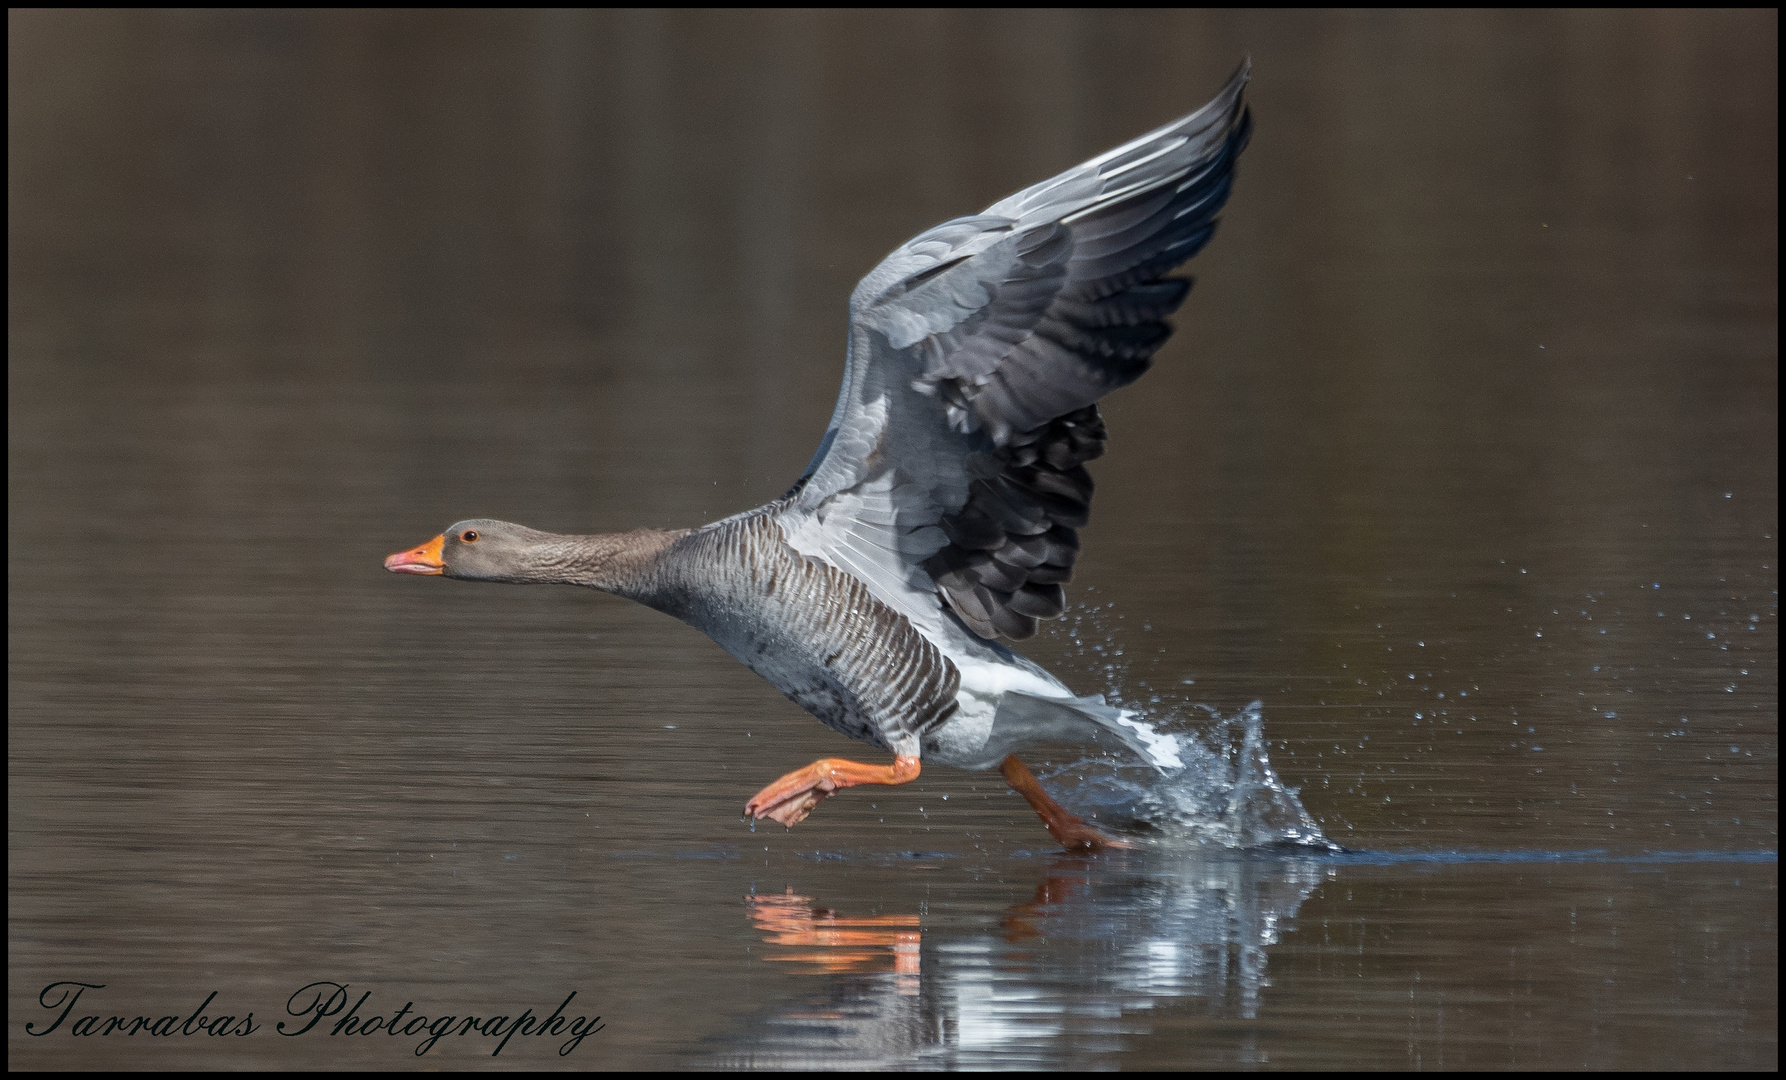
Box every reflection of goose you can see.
[386,65,1252,851]
[719,853,1328,1067]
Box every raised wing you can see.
[779,62,1251,642]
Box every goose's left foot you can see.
[745,755,921,828]
[1000,755,1134,853]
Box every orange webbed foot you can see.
[745,755,921,829]
[744,769,839,828]
[1000,755,1134,853]
[1047,816,1135,853]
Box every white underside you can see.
[921,653,1184,772]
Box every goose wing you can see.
[778,62,1251,642]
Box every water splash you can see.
[1046,702,1336,850]
[1052,600,1335,850]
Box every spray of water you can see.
[1051,598,1337,851]
[1043,702,1334,849]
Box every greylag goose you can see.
[387,63,1252,851]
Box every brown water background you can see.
[9,10,1776,1069]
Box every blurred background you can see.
[10,9,1776,1069]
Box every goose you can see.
[386,63,1252,851]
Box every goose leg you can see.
[745,755,921,828]
[1000,755,1132,852]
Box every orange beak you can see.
[384,534,446,575]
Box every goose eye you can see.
[461,530,479,543]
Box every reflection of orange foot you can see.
[747,889,922,983]
[1000,755,1134,853]
[1002,871,1094,941]
[744,755,921,828]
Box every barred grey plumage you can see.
[649,512,962,751]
